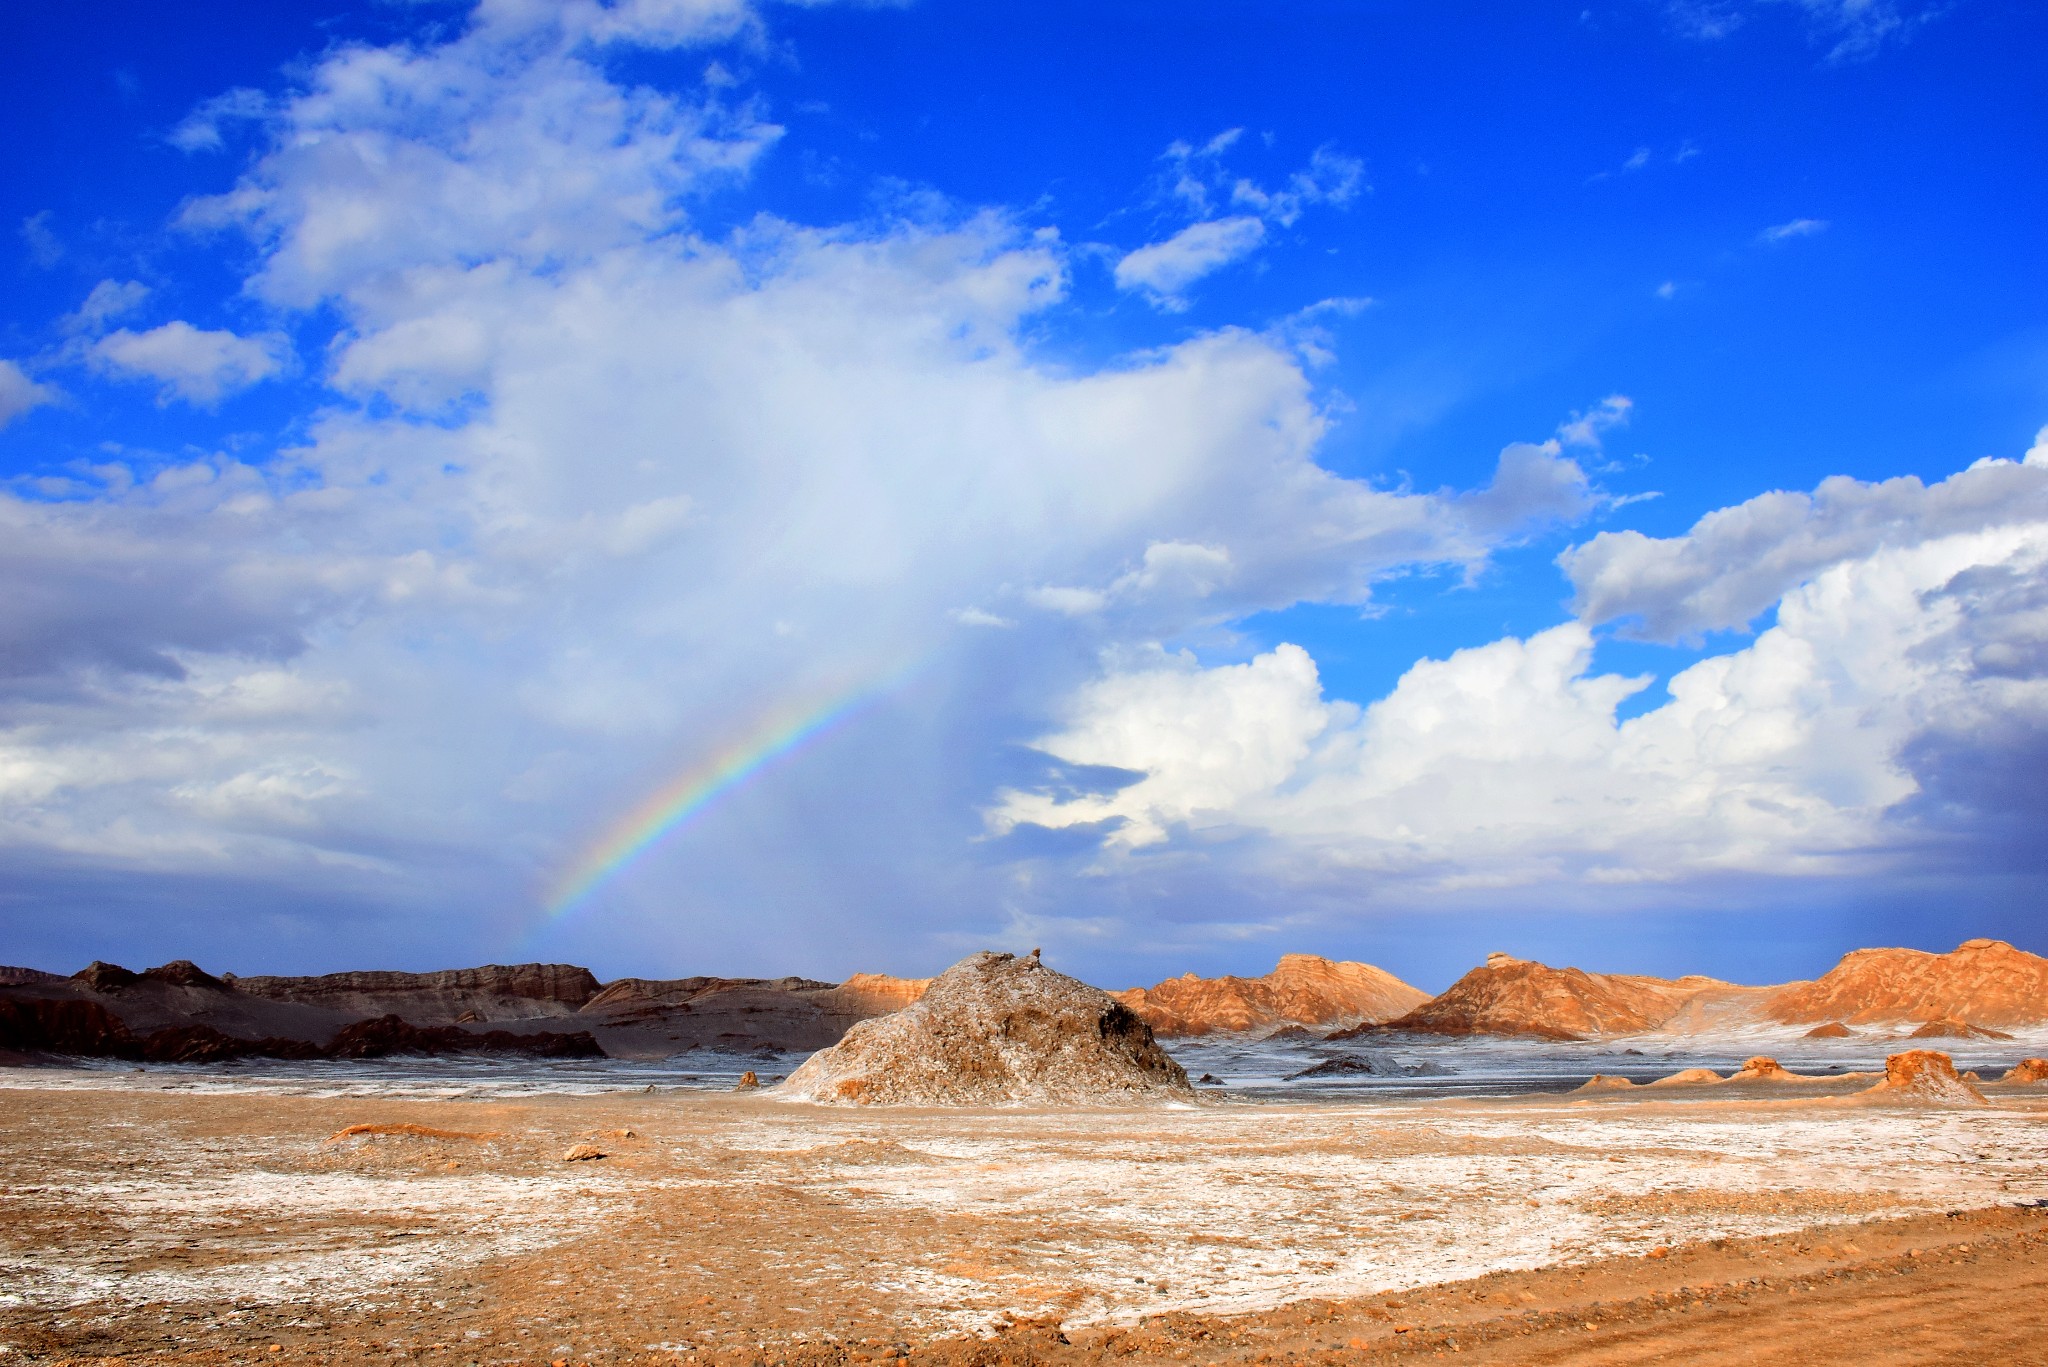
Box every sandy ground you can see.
[2,1077,2046,1364]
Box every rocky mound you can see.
[1646,1067,1723,1087]
[2001,1059,2048,1084]
[1907,1017,2015,1041]
[1803,1022,1855,1039]
[0,965,61,987]
[1861,1050,1986,1105]
[1728,1056,1800,1082]
[1377,953,1734,1040]
[1765,939,2048,1028]
[1112,954,1428,1037]
[1576,1074,1639,1091]
[779,951,1192,1106]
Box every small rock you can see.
[562,1143,607,1161]
[734,1070,760,1090]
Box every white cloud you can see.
[89,322,289,404]
[19,211,61,268]
[1114,216,1266,306]
[1561,445,2048,639]
[1785,0,1939,61]
[1760,217,1829,244]
[0,1,1597,970]
[1556,394,1633,449]
[168,87,269,152]
[1669,0,1940,58]
[63,279,152,334]
[0,360,57,430]
[1228,145,1366,226]
[998,449,2048,888]
[1119,137,1366,309]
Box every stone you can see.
[1861,1050,1986,1105]
[1112,954,1427,1037]
[779,950,1193,1106]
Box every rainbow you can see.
[544,675,902,921]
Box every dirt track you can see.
[3,1081,2044,1365]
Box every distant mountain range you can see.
[1,938,2041,1063]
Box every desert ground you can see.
[3,1073,2046,1365]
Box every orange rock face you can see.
[1864,1050,1986,1105]
[1381,954,1734,1041]
[815,973,933,1017]
[1764,939,2048,1028]
[1111,954,1428,1037]
[2002,1058,2048,1084]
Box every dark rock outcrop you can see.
[229,963,603,1023]
[0,996,142,1057]
[0,966,61,987]
[323,1014,603,1059]
[71,961,140,990]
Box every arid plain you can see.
[7,940,2048,1365]
[4,1074,2047,1366]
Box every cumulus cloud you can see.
[63,280,152,334]
[0,360,57,430]
[1561,446,2048,639]
[1114,216,1266,306]
[88,322,288,404]
[999,444,2048,890]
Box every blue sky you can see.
[1,0,2045,990]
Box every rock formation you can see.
[1861,1050,1986,1105]
[229,963,603,1022]
[1728,1056,1799,1082]
[2001,1059,2048,1084]
[816,973,933,1016]
[779,951,1192,1105]
[1803,1022,1854,1039]
[1112,954,1428,1037]
[1646,1067,1724,1087]
[0,965,61,987]
[1375,953,1741,1040]
[1906,1017,2014,1041]
[1764,939,2048,1028]
[575,973,916,1053]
